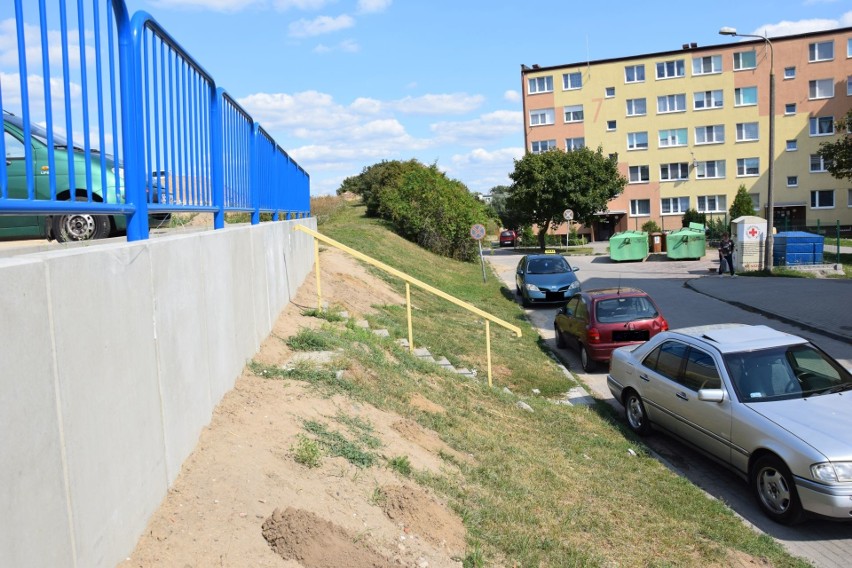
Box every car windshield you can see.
[595,296,658,323]
[724,344,852,402]
[527,257,570,274]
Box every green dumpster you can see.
[666,223,706,260]
[609,231,648,262]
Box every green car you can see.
[2,111,147,242]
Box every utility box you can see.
[773,231,824,266]
[732,216,766,271]
[609,231,648,261]
[666,223,706,260]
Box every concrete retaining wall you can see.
[0,219,315,568]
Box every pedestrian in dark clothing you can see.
[718,232,735,277]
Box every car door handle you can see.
[639,373,650,382]
[5,159,10,166]
[676,391,688,401]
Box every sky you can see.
[3,0,852,197]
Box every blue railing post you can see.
[123,6,149,240]
[250,123,261,225]
[211,88,225,229]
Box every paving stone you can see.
[355,319,370,329]
[396,338,410,348]
[372,328,390,337]
[413,347,432,358]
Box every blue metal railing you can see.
[0,0,310,241]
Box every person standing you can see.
[718,232,735,277]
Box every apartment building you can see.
[521,27,852,241]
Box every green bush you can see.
[681,209,706,228]
[641,220,661,233]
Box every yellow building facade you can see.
[521,27,852,241]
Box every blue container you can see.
[773,231,824,266]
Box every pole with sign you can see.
[470,224,487,283]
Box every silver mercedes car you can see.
[607,323,852,524]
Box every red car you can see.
[553,287,668,372]
[499,229,517,247]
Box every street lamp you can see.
[719,27,775,271]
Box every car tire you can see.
[580,345,596,372]
[51,197,112,242]
[521,295,530,308]
[751,455,805,525]
[554,324,565,348]
[624,390,651,436]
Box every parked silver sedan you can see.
[607,323,852,524]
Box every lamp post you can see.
[719,27,775,271]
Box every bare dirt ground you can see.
[123,247,467,568]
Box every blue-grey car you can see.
[515,252,580,308]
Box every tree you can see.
[817,108,852,181]
[681,208,706,228]
[729,184,756,220]
[506,147,626,249]
[337,160,422,217]
[489,184,524,230]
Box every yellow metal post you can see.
[485,320,492,387]
[314,239,322,310]
[405,283,414,353]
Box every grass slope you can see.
[286,199,808,567]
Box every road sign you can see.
[470,223,486,240]
[563,209,574,221]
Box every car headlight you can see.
[525,283,540,292]
[811,462,852,483]
[111,166,124,180]
[568,280,580,290]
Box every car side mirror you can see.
[697,388,725,403]
[572,266,580,272]
[558,306,567,315]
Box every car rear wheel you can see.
[554,324,565,348]
[580,345,596,372]
[51,197,112,242]
[624,390,651,436]
[752,455,805,525]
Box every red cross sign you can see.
[746,225,760,239]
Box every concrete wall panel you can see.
[0,258,74,567]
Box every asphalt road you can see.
[486,247,852,568]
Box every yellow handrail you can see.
[294,224,522,387]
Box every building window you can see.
[528,76,553,94]
[628,165,650,183]
[737,157,760,176]
[565,137,585,151]
[809,78,835,99]
[661,196,689,214]
[692,55,722,75]
[734,86,757,106]
[733,50,756,70]
[607,120,617,131]
[811,190,835,209]
[626,98,647,116]
[627,131,649,150]
[529,108,555,126]
[695,125,725,145]
[656,59,685,79]
[810,116,834,136]
[630,199,650,216]
[657,93,686,113]
[848,76,852,96]
[785,103,796,115]
[605,86,615,98]
[809,40,834,62]
[787,176,798,187]
[564,105,584,123]
[736,122,759,142]
[849,38,852,58]
[625,64,645,83]
[563,72,582,90]
[697,195,727,212]
[696,160,726,179]
[660,163,690,181]
[531,140,556,153]
[849,189,852,207]
[693,89,723,110]
[658,128,687,148]
[810,154,831,172]
[784,66,796,79]
[786,139,797,151]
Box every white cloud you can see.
[149,0,264,12]
[430,110,522,144]
[357,0,392,14]
[450,147,523,167]
[346,93,484,116]
[312,39,360,53]
[289,14,355,37]
[751,11,851,37]
[273,0,334,10]
[503,90,521,103]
